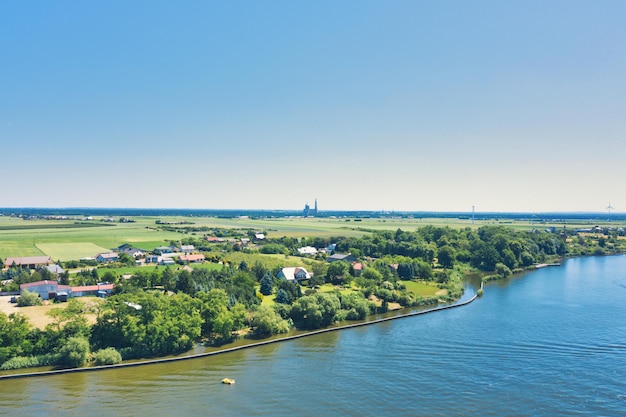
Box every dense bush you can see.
[16,290,42,307]
[92,348,122,366]
[0,354,57,370]
[58,336,90,368]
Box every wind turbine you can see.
[607,202,614,216]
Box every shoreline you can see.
[0,286,481,380]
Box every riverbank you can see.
[0,286,480,380]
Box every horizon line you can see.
[0,207,623,215]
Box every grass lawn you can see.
[221,252,322,270]
[402,280,441,297]
[260,293,276,307]
[317,283,358,296]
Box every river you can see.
[2,255,626,416]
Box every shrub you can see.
[495,263,512,278]
[0,354,57,370]
[17,290,42,307]
[92,348,123,366]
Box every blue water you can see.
[1,256,626,416]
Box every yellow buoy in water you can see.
[221,378,235,385]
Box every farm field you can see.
[36,243,110,262]
[1,214,625,262]
[0,216,183,261]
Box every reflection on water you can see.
[2,256,626,416]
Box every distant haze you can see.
[1,1,625,213]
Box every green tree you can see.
[250,306,291,335]
[437,246,456,269]
[360,267,383,283]
[290,293,340,330]
[275,288,292,304]
[495,262,512,278]
[259,273,274,296]
[58,336,90,368]
[251,261,268,281]
[59,270,70,286]
[197,289,230,337]
[327,261,349,284]
[118,253,135,266]
[0,312,32,365]
[176,269,194,294]
[310,263,327,286]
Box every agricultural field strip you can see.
[2,216,625,261]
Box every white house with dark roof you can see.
[278,267,311,282]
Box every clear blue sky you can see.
[2,1,625,212]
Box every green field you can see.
[402,280,441,296]
[36,243,110,261]
[0,217,184,261]
[221,252,322,270]
[2,214,625,262]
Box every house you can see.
[45,264,65,276]
[240,238,250,245]
[20,280,72,300]
[145,255,162,264]
[179,254,205,263]
[96,252,119,263]
[327,253,356,263]
[297,246,318,256]
[160,258,176,266]
[352,262,363,276]
[206,236,225,243]
[278,267,311,282]
[254,233,266,240]
[154,246,175,255]
[4,256,51,269]
[180,245,195,253]
[120,247,145,258]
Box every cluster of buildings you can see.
[19,280,114,301]
[91,244,206,266]
[3,243,209,302]
[2,256,114,301]
[4,237,364,301]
